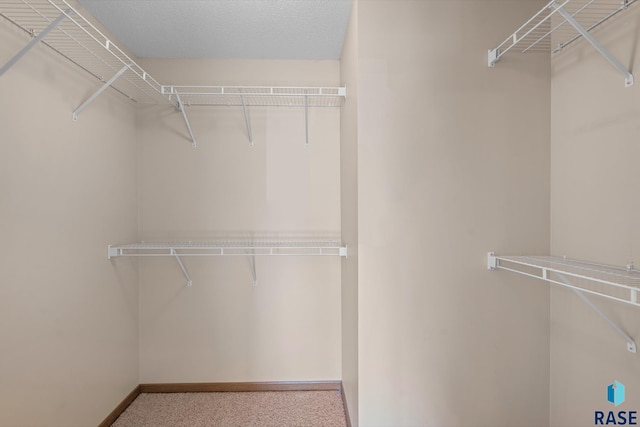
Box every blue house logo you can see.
[596,381,636,425]
[609,381,626,407]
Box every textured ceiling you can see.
[76,0,353,60]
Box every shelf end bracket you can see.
[487,252,498,270]
[107,245,119,260]
[488,48,500,68]
[340,245,348,258]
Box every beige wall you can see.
[340,0,360,425]
[550,5,640,426]
[136,58,342,383]
[0,16,139,427]
[352,1,551,425]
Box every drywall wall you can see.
[340,0,359,425]
[136,58,342,383]
[353,1,551,425]
[0,15,139,427]
[550,5,640,426]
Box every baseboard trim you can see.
[97,385,141,427]
[140,380,343,393]
[340,381,352,427]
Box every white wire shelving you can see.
[108,241,348,258]
[488,253,640,352]
[108,241,348,287]
[161,86,346,108]
[161,85,347,148]
[0,0,346,146]
[488,0,637,86]
[0,0,170,107]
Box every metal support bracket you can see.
[107,245,118,260]
[175,93,198,148]
[0,10,71,77]
[171,249,193,287]
[73,64,130,120]
[488,48,500,68]
[488,252,637,353]
[551,2,634,87]
[240,92,253,147]
[557,273,636,353]
[304,90,309,148]
[487,252,498,270]
[246,253,257,287]
[340,245,348,258]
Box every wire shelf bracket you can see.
[488,0,635,87]
[0,9,71,77]
[488,252,640,353]
[108,241,347,287]
[304,90,309,148]
[240,91,253,147]
[246,252,257,286]
[171,248,193,287]
[561,274,636,353]
[175,93,197,148]
[73,63,131,121]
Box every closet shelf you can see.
[0,0,169,105]
[109,241,347,287]
[488,0,637,86]
[108,241,348,258]
[488,253,640,352]
[0,0,346,145]
[161,86,346,108]
[487,253,640,306]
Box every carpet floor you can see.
[111,391,347,427]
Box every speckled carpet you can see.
[111,391,347,427]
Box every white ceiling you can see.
[76,0,353,60]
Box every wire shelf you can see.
[1,0,171,105]
[109,241,347,286]
[488,253,640,307]
[489,0,637,64]
[162,86,347,108]
[108,241,348,258]
[1,0,346,145]
[0,1,347,108]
